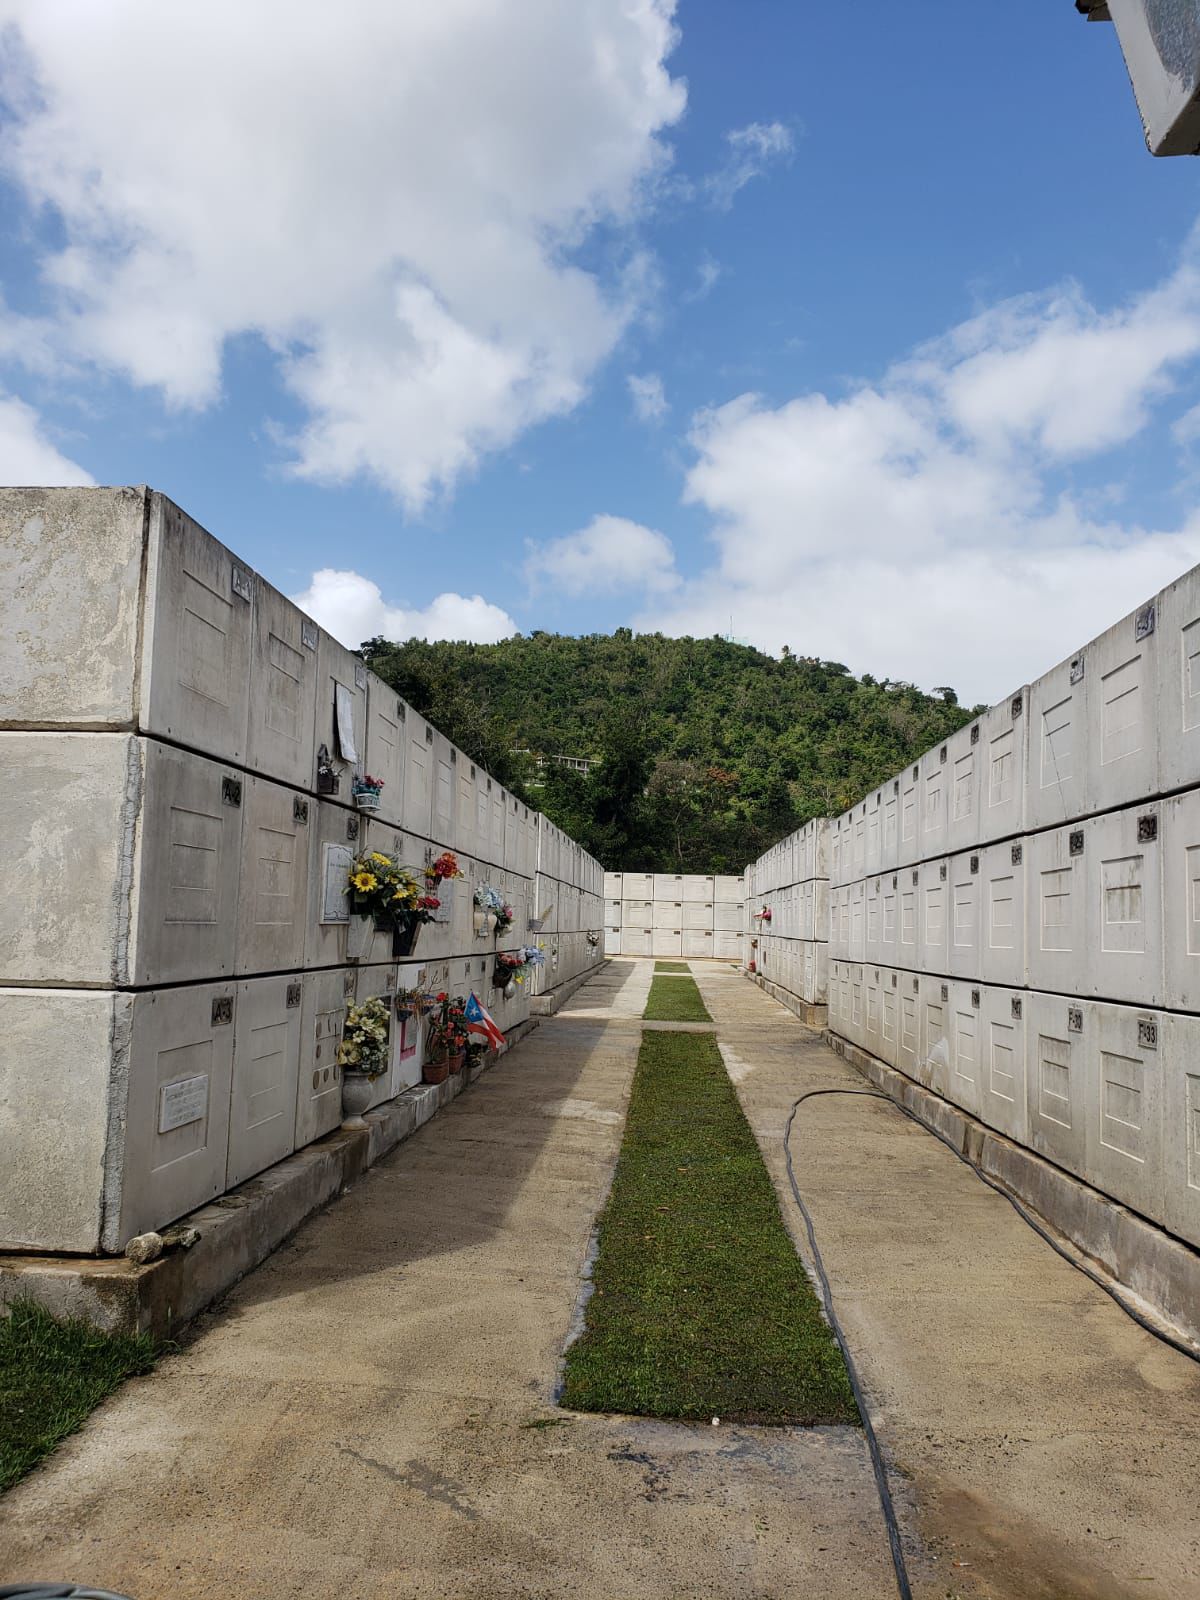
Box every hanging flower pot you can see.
[503,980,516,999]
[392,918,420,959]
[352,775,385,812]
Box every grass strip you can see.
[643,974,712,1023]
[560,1030,857,1425]
[1,1300,158,1492]
[654,961,689,973]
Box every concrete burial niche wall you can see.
[0,487,605,1255]
[755,557,1200,1269]
[603,872,745,960]
[744,819,828,1015]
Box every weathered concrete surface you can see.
[1,1019,539,1338]
[830,1030,1200,1356]
[691,962,1200,1600]
[0,961,894,1600]
[528,956,608,1014]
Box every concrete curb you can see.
[827,1031,1200,1356]
[530,959,608,1015]
[0,1016,539,1339]
[745,970,828,1030]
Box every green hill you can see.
[361,630,978,873]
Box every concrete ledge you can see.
[0,1016,539,1339]
[745,970,828,1030]
[826,1031,1200,1356]
[530,959,607,1015]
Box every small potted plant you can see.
[425,992,469,1081]
[352,773,385,813]
[337,996,390,1128]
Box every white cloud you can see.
[529,514,679,597]
[628,371,668,423]
[685,254,723,302]
[291,568,518,650]
[0,393,92,484]
[706,121,794,210]
[0,1,685,509]
[638,248,1200,704]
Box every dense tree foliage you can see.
[361,631,978,872]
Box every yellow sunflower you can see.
[352,871,378,892]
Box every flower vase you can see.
[503,980,516,999]
[354,788,382,813]
[341,1071,375,1129]
[346,913,373,962]
[392,919,419,959]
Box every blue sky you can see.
[2,2,1200,702]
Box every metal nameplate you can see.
[354,663,368,691]
[1068,1007,1083,1034]
[941,984,949,1002]
[971,989,980,1008]
[231,565,253,603]
[293,797,309,824]
[1137,814,1158,843]
[1069,830,1085,857]
[1135,602,1156,641]
[221,776,242,808]
[939,863,947,880]
[301,619,318,650]
[1011,997,1023,1019]
[970,855,979,874]
[1011,843,1023,866]
[1138,1019,1158,1051]
[286,982,302,1009]
[1069,654,1085,685]
[159,1075,208,1134]
[1011,694,1023,718]
[211,996,233,1027]
[971,724,980,745]
[346,815,359,841]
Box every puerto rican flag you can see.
[465,992,506,1049]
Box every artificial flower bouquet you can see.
[336,996,391,1078]
[427,851,463,883]
[474,883,515,932]
[347,851,441,928]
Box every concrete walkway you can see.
[0,959,892,1600]
[4,957,1197,1599]
[689,961,1200,1600]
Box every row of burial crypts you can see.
[742,819,829,1007]
[0,487,603,1257]
[601,871,746,960]
[744,560,1200,1254]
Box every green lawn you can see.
[654,961,689,973]
[1,1300,158,1492]
[559,1031,857,1425]
[643,974,712,1023]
